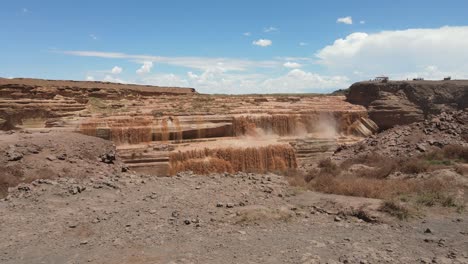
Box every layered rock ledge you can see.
[347,80,468,130]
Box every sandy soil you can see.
[1,171,467,264]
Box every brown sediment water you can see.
[80,117,153,145]
[79,119,100,137]
[169,144,297,175]
[161,118,169,142]
[173,116,183,142]
[196,116,206,139]
[232,112,374,138]
[232,114,314,136]
[109,117,153,145]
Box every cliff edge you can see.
[346,80,468,129]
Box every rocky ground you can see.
[0,131,124,198]
[333,111,468,161]
[1,171,467,264]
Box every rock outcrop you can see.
[347,80,468,129]
[333,111,468,161]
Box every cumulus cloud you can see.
[86,76,95,81]
[252,39,272,47]
[283,62,302,68]
[260,69,349,93]
[111,66,122,74]
[142,69,348,94]
[136,61,153,75]
[337,16,353,25]
[103,75,126,83]
[316,26,468,79]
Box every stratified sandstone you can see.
[0,78,195,130]
[0,78,378,175]
[347,80,468,129]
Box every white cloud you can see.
[103,75,126,83]
[142,69,348,94]
[260,69,349,92]
[86,76,95,81]
[61,50,279,71]
[299,42,308,46]
[22,8,29,13]
[316,26,468,79]
[283,62,302,68]
[360,20,365,24]
[264,26,278,33]
[337,16,353,25]
[89,34,97,40]
[243,32,252,36]
[252,39,272,47]
[136,61,153,75]
[111,66,123,74]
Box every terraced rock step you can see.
[0,78,378,175]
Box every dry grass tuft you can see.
[399,158,429,174]
[317,158,340,175]
[442,144,468,162]
[307,174,416,199]
[286,146,466,218]
[379,200,411,220]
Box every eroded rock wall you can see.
[347,80,468,130]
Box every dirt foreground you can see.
[1,171,467,264]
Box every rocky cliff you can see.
[346,80,468,129]
[0,78,196,130]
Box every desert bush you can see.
[361,162,398,179]
[317,158,340,175]
[442,144,468,162]
[455,164,468,175]
[0,168,22,198]
[307,174,416,199]
[399,158,429,174]
[284,169,307,187]
[379,200,411,220]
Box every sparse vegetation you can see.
[286,146,467,219]
[379,200,411,220]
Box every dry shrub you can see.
[455,164,468,176]
[379,200,411,220]
[442,144,468,162]
[306,171,459,204]
[0,166,23,198]
[284,169,307,186]
[307,174,416,199]
[399,158,429,174]
[318,158,340,175]
[341,153,393,170]
[424,144,468,163]
[360,161,398,179]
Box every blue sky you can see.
[2,0,468,93]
